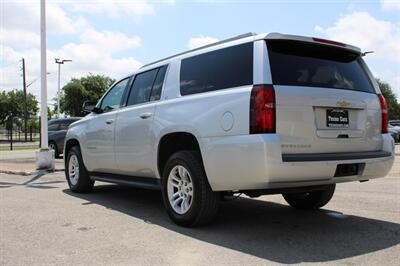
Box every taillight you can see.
[378,94,388,133]
[312,37,346,47]
[250,85,276,134]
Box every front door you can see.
[83,78,130,173]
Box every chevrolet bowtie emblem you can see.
[336,101,350,107]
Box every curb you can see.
[0,168,64,176]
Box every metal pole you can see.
[57,63,61,118]
[55,59,71,117]
[10,120,13,151]
[40,0,48,149]
[39,116,41,148]
[22,58,28,142]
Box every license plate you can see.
[326,109,349,128]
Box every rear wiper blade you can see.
[361,51,374,57]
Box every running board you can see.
[89,172,161,190]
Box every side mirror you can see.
[82,101,102,114]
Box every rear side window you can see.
[127,65,167,106]
[127,69,158,106]
[267,40,375,93]
[150,66,167,101]
[180,43,253,96]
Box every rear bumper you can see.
[201,134,395,191]
[282,150,391,162]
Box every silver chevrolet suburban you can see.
[64,32,394,226]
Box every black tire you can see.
[65,145,94,193]
[282,184,336,210]
[49,141,60,159]
[161,150,219,227]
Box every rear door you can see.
[266,40,382,154]
[114,65,168,177]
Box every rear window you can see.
[180,43,253,96]
[267,40,375,93]
[48,122,59,131]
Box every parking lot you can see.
[1,151,399,265]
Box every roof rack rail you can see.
[140,32,257,68]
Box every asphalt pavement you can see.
[0,152,399,265]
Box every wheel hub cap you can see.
[68,154,79,186]
[167,165,193,214]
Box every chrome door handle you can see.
[105,119,114,124]
[140,112,152,119]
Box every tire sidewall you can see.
[283,184,335,210]
[161,153,204,225]
[65,146,84,191]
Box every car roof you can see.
[117,32,363,80]
[138,32,361,73]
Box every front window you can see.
[100,78,129,112]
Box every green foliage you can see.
[60,74,115,116]
[47,106,55,120]
[377,79,400,120]
[0,89,39,128]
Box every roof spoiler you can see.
[263,32,362,54]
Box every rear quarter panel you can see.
[152,60,253,180]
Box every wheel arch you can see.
[64,138,81,161]
[157,132,206,179]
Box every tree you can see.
[0,89,39,129]
[60,74,115,116]
[47,106,55,120]
[0,91,8,124]
[377,79,400,120]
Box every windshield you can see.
[267,40,375,93]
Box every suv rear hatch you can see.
[266,40,383,155]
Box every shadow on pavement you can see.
[0,171,62,189]
[63,184,400,264]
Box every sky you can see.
[1,0,400,106]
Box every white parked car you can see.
[64,32,394,226]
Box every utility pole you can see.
[55,58,71,118]
[22,58,28,142]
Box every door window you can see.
[126,65,168,106]
[127,69,158,106]
[150,66,167,101]
[100,78,129,112]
